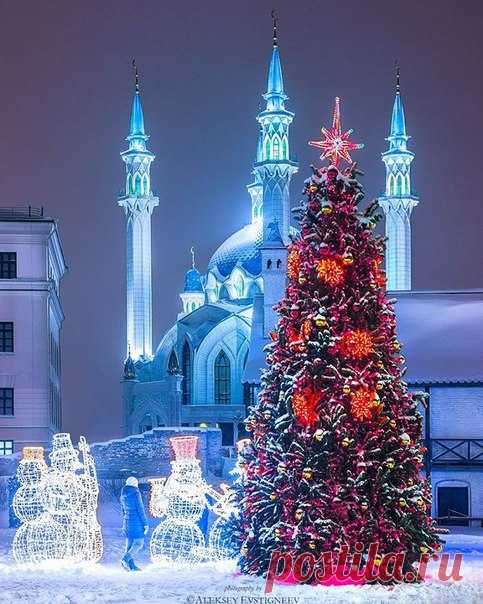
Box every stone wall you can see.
[90,427,222,479]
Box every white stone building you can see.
[0,207,66,453]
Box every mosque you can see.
[117,24,483,522]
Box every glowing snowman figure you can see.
[12,433,103,566]
[150,436,207,566]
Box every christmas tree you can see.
[237,98,441,580]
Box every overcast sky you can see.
[1,0,482,442]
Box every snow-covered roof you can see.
[395,290,483,384]
[244,290,483,385]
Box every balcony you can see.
[0,207,45,220]
[427,439,483,466]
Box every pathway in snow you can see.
[0,527,482,603]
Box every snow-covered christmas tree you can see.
[237,98,441,580]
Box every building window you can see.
[214,350,231,404]
[0,252,17,279]
[182,341,192,405]
[0,388,14,415]
[0,440,13,456]
[0,322,13,352]
[218,422,234,446]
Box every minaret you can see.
[248,13,298,245]
[379,66,419,291]
[118,62,159,359]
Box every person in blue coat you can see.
[120,476,149,571]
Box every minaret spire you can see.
[133,58,140,93]
[118,63,159,359]
[379,64,419,291]
[271,10,278,47]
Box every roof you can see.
[207,222,263,278]
[244,290,483,385]
[184,267,204,293]
[129,91,146,138]
[394,290,483,384]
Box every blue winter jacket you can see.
[120,485,148,538]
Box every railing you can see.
[427,439,483,466]
[0,206,44,219]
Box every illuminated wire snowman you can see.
[12,433,103,566]
[150,436,207,565]
[150,435,239,566]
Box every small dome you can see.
[184,267,204,293]
[208,222,263,278]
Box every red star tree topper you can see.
[233,100,441,581]
[309,96,364,167]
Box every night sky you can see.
[1,0,482,443]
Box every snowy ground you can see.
[1,527,482,603]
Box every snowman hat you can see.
[126,476,139,487]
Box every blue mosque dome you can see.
[184,267,204,292]
[207,222,263,278]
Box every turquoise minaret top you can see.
[247,15,297,244]
[379,66,419,291]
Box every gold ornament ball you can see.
[241,545,248,556]
[389,419,397,429]
[294,509,304,521]
[361,500,369,511]
[407,478,414,486]
[399,498,407,507]
[269,493,277,501]
[343,253,354,265]
[277,462,287,474]
[372,394,381,408]
[386,457,395,469]
[376,381,384,391]
[400,433,411,446]
[321,205,333,215]
[309,184,318,193]
[342,384,351,395]
[420,546,429,554]
[298,276,307,285]
[416,498,425,509]
[263,410,272,420]
[342,437,351,448]
[308,540,316,550]
[315,314,328,328]
[314,429,324,442]
[302,468,313,480]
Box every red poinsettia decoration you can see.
[292,387,320,426]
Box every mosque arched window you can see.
[134,174,142,196]
[143,174,149,195]
[265,137,271,160]
[219,284,230,300]
[234,276,244,298]
[396,173,404,196]
[248,281,261,297]
[182,341,192,405]
[282,136,288,159]
[273,136,281,160]
[214,351,231,405]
